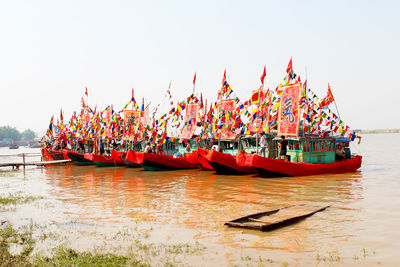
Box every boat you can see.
[124,150,144,167]
[63,150,94,166]
[41,148,65,161]
[195,148,214,171]
[9,143,19,149]
[141,152,198,171]
[236,136,362,177]
[198,136,265,174]
[110,149,127,165]
[200,148,256,174]
[224,204,330,231]
[84,153,125,167]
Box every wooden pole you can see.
[22,153,25,169]
[334,100,341,122]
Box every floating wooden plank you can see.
[225,204,329,232]
[0,159,71,169]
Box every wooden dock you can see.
[0,153,71,169]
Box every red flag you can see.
[260,65,266,84]
[85,87,88,96]
[319,83,335,108]
[222,69,226,85]
[286,57,293,74]
[193,72,197,85]
[251,90,260,104]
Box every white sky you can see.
[1,0,399,133]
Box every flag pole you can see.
[330,83,341,122]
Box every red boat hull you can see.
[196,148,214,171]
[41,148,65,161]
[63,150,93,165]
[84,153,125,167]
[200,150,256,174]
[110,150,128,166]
[125,150,144,167]
[141,152,198,171]
[236,153,362,177]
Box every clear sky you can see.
[1,0,399,133]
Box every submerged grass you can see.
[0,192,44,206]
[34,246,148,267]
[0,222,149,267]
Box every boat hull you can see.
[124,150,144,167]
[200,150,256,174]
[141,152,198,171]
[41,148,65,161]
[84,153,125,167]
[63,150,93,166]
[196,148,214,171]
[236,153,362,177]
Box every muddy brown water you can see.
[0,133,399,265]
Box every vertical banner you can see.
[277,83,302,136]
[124,110,141,136]
[216,99,236,140]
[104,109,112,121]
[179,103,199,139]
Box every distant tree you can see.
[0,126,21,141]
[22,129,36,141]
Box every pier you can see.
[0,153,71,169]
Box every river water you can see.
[0,133,399,266]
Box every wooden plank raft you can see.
[224,204,330,232]
[0,159,71,169]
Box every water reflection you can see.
[43,164,364,254]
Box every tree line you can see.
[0,126,37,141]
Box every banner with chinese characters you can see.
[215,99,236,140]
[179,103,200,139]
[124,110,141,136]
[277,83,302,136]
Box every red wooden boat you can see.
[200,150,256,174]
[124,150,144,167]
[196,148,214,171]
[84,153,125,167]
[236,152,362,177]
[111,149,143,168]
[63,150,93,166]
[141,152,198,171]
[41,148,65,161]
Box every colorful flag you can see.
[251,90,260,104]
[85,87,88,96]
[286,57,293,74]
[319,83,335,108]
[260,65,266,85]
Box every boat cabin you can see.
[238,134,275,156]
[273,135,339,163]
